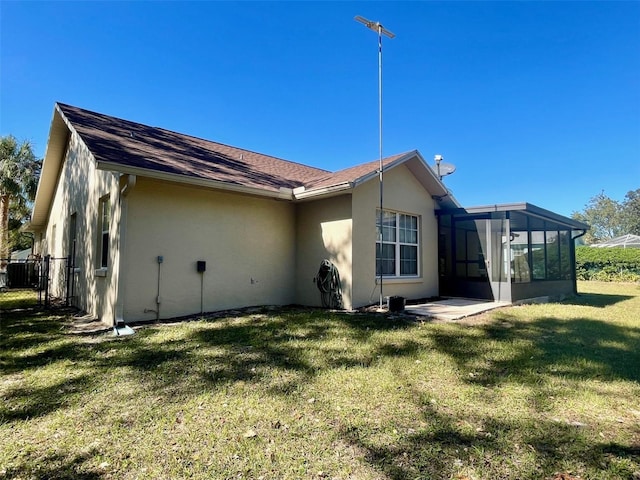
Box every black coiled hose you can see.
[316,259,343,309]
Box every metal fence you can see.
[0,255,72,311]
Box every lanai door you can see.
[488,218,511,302]
[477,218,511,303]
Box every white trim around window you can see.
[97,195,110,269]
[376,209,420,277]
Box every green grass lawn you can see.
[1,282,639,479]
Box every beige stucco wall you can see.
[295,195,353,309]
[36,134,441,323]
[37,131,121,321]
[352,164,439,308]
[121,178,297,321]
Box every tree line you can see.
[572,190,640,245]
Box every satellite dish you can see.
[438,163,456,177]
[432,154,456,180]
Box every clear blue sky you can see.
[2,1,639,217]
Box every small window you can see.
[97,196,110,268]
[68,213,77,267]
[376,210,420,277]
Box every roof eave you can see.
[30,105,71,230]
[292,182,353,200]
[351,150,462,209]
[351,150,418,187]
[353,150,460,208]
[95,161,294,200]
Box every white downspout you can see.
[113,174,136,335]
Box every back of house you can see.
[29,103,587,325]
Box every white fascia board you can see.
[351,150,418,187]
[408,150,445,187]
[30,107,72,229]
[406,151,462,208]
[95,161,294,200]
[293,182,353,200]
[349,149,462,209]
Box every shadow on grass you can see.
[431,314,640,386]
[341,402,640,480]
[2,448,103,480]
[2,301,639,477]
[182,309,417,387]
[1,308,64,337]
[569,292,634,308]
[0,374,95,421]
[0,308,114,378]
[4,301,638,404]
[339,296,640,478]
[1,306,418,416]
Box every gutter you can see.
[113,174,136,336]
[293,182,353,200]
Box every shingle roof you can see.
[303,152,412,190]
[56,103,421,197]
[57,103,330,193]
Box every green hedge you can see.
[575,246,640,282]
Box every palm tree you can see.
[1,135,41,266]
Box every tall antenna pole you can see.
[355,16,395,309]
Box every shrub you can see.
[576,246,640,282]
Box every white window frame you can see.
[97,195,110,270]
[376,209,420,277]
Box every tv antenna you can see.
[433,154,456,180]
[355,15,395,310]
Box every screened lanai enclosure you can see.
[437,203,589,303]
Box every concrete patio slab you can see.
[404,298,510,321]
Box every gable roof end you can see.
[294,150,460,208]
[30,106,71,229]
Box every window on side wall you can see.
[376,209,419,277]
[97,195,110,269]
[68,213,77,267]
